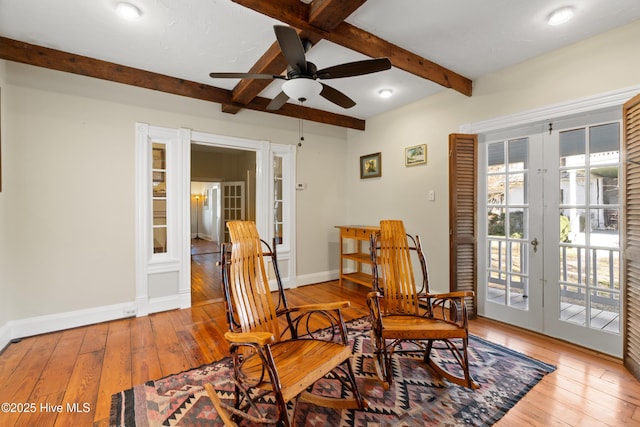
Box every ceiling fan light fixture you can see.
[547,6,574,26]
[282,78,322,103]
[115,2,142,21]
[378,88,393,99]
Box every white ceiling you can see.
[1,0,640,120]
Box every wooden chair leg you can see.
[204,383,238,427]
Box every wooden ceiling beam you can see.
[308,0,368,30]
[0,36,365,130]
[232,0,472,96]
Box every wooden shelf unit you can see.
[335,225,379,287]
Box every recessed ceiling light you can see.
[116,2,142,21]
[547,6,574,26]
[378,88,393,99]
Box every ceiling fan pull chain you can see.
[299,113,304,146]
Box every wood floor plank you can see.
[78,322,109,354]
[0,281,638,427]
[55,350,103,427]
[148,312,191,376]
[94,319,132,423]
[30,327,86,399]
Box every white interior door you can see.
[479,112,623,356]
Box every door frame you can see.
[462,87,636,356]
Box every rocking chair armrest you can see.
[224,331,275,346]
[367,291,382,301]
[285,300,351,313]
[422,291,474,300]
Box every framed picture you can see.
[360,152,382,179]
[405,144,427,166]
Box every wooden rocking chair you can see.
[367,220,478,389]
[205,220,366,426]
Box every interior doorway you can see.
[190,143,256,306]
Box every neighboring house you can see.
[1,20,640,357]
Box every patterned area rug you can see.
[110,317,555,426]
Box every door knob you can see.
[530,237,539,253]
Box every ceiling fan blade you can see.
[209,72,280,79]
[320,83,356,109]
[266,91,290,110]
[316,58,392,79]
[273,25,307,73]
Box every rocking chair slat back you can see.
[227,220,280,339]
[377,220,420,315]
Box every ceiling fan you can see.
[209,25,392,110]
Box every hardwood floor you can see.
[190,238,223,304]
[0,281,639,426]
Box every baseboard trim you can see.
[295,270,339,287]
[0,294,188,345]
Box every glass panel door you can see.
[482,135,544,330]
[543,121,621,355]
[480,116,622,356]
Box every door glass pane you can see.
[589,123,620,164]
[560,128,586,166]
[560,169,586,205]
[590,289,620,333]
[508,138,528,170]
[487,142,505,172]
[508,208,527,238]
[508,173,526,204]
[560,284,587,325]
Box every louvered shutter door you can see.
[449,133,478,317]
[624,93,640,380]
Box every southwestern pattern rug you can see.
[110,317,555,426]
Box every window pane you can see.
[589,123,620,164]
[153,228,167,254]
[589,168,618,205]
[590,212,618,248]
[152,172,166,197]
[508,138,528,171]
[152,144,166,169]
[508,173,526,204]
[560,285,586,325]
[488,208,505,237]
[560,169,586,206]
[508,208,527,238]
[153,199,166,225]
[487,142,505,173]
[560,128,586,166]
[487,175,505,205]
[590,290,619,333]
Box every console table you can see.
[335,225,379,287]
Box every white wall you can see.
[1,62,348,341]
[0,59,9,344]
[347,19,640,293]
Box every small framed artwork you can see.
[405,144,427,166]
[360,152,382,179]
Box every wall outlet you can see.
[428,190,435,201]
[296,183,307,190]
[123,306,137,317]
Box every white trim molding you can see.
[461,85,640,134]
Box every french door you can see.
[479,113,623,356]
